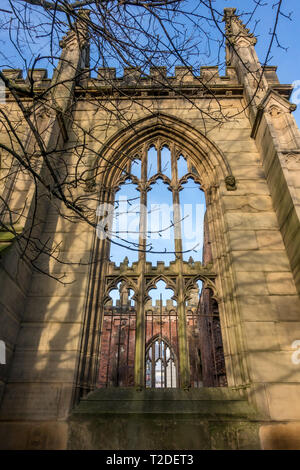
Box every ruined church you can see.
[0,7,300,449]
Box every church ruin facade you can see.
[1,8,300,449]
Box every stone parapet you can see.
[68,387,260,450]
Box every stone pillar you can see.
[224,7,300,295]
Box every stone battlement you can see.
[1,68,51,90]
[86,65,239,87]
[1,65,281,94]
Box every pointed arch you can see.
[76,111,247,397]
[145,275,177,303]
[92,112,234,189]
[145,334,178,388]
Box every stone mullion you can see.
[171,144,190,389]
[157,139,161,173]
[134,144,147,388]
[171,144,183,258]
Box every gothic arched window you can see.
[146,337,177,388]
[95,139,227,390]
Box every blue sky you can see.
[218,0,300,125]
[0,1,299,124]
[1,1,299,302]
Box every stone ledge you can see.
[68,388,261,450]
[71,387,258,419]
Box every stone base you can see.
[2,389,299,449]
[260,422,300,450]
[0,421,68,450]
[67,388,261,450]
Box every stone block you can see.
[35,250,92,273]
[232,166,265,179]
[0,383,63,420]
[243,321,279,351]
[40,229,94,252]
[225,152,260,167]
[8,350,77,382]
[222,180,270,196]
[0,304,20,345]
[1,245,33,290]
[0,421,68,450]
[222,195,273,212]
[266,272,297,295]
[275,322,300,351]
[247,351,300,383]
[232,251,290,272]
[237,294,300,322]
[234,271,268,296]
[225,212,278,231]
[28,272,88,297]
[270,295,300,321]
[294,188,300,204]
[15,322,81,351]
[237,295,279,321]
[209,129,252,142]
[288,169,300,188]
[260,422,300,450]
[265,383,300,420]
[0,267,26,320]
[247,382,270,419]
[24,295,85,322]
[255,230,284,250]
[217,140,258,153]
[227,230,258,251]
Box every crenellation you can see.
[123,67,142,84]
[150,66,167,80]
[263,66,280,85]
[200,66,220,85]
[97,67,116,81]
[0,62,283,100]
[77,67,90,86]
[26,68,48,82]
[2,69,23,80]
[175,66,194,82]
[223,66,238,83]
[75,64,243,91]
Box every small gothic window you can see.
[147,145,157,178]
[161,145,172,179]
[131,158,141,180]
[177,154,188,179]
[146,337,177,388]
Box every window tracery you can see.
[146,337,177,388]
[96,138,227,389]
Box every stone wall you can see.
[0,9,300,450]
